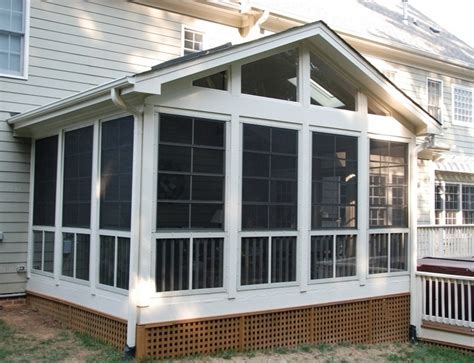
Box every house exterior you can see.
[1,0,473,355]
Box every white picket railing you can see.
[417,271,474,329]
[417,225,474,258]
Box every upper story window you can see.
[369,140,408,228]
[312,132,357,229]
[241,49,298,102]
[157,114,225,230]
[453,85,473,126]
[183,27,203,55]
[427,79,442,122]
[0,0,27,76]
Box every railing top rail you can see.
[416,271,474,281]
[418,224,474,229]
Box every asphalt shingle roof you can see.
[254,0,474,66]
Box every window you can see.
[0,0,26,76]
[33,135,58,226]
[453,86,473,125]
[242,124,298,230]
[193,71,227,91]
[63,126,93,228]
[99,236,130,290]
[427,79,442,121]
[241,49,298,102]
[62,232,90,281]
[369,140,408,227]
[435,183,474,225]
[100,116,134,230]
[155,237,224,292]
[183,28,203,55]
[240,236,296,286]
[157,114,225,229]
[312,133,357,228]
[435,183,459,224]
[309,51,356,110]
[310,234,356,280]
[32,230,54,273]
[369,233,408,274]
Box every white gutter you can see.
[8,77,135,128]
[110,87,143,356]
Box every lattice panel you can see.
[69,306,127,350]
[136,294,410,359]
[371,295,410,343]
[27,293,127,350]
[315,300,371,344]
[139,317,241,359]
[243,308,312,350]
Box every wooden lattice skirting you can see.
[136,293,410,359]
[26,291,127,350]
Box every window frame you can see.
[182,25,204,56]
[238,230,299,291]
[0,0,30,79]
[426,78,443,124]
[367,230,409,277]
[452,84,474,127]
[435,181,474,225]
[151,108,230,297]
[308,230,358,284]
[151,231,227,297]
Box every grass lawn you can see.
[0,306,472,362]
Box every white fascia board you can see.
[8,77,135,130]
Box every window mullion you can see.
[188,237,193,291]
[113,236,118,288]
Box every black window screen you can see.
[242,124,298,230]
[33,136,58,226]
[63,126,93,228]
[157,114,225,229]
[312,133,357,229]
[100,116,134,230]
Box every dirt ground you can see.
[0,306,472,363]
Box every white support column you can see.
[409,137,419,331]
[227,113,239,299]
[227,63,241,299]
[137,103,155,304]
[356,92,369,286]
[53,132,64,286]
[298,46,311,292]
[127,109,144,349]
[26,141,35,280]
[89,120,100,296]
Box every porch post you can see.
[409,137,420,334]
[126,109,144,351]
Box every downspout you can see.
[110,87,143,356]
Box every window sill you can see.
[30,269,54,278]
[238,281,299,291]
[151,287,227,298]
[0,73,27,80]
[96,283,129,296]
[308,276,358,285]
[366,271,409,279]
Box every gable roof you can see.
[8,21,441,135]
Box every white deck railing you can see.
[417,225,474,258]
[417,271,474,330]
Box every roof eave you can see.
[8,77,135,130]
